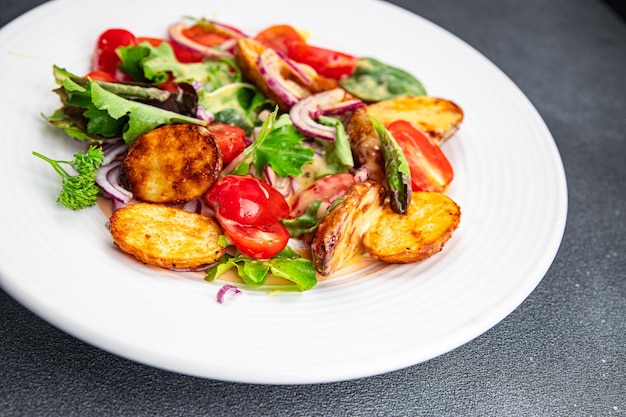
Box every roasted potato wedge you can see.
[235,38,337,111]
[311,181,384,276]
[120,124,222,204]
[366,96,464,145]
[363,191,460,263]
[109,203,225,269]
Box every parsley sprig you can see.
[33,146,104,210]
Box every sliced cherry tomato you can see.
[136,37,204,63]
[254,24,305,55]
[91,29,137,74]
[208,124,247,164]
[289,173,356,218]
[182,23,231,47]
[387,120,454,192]
[84,70,117,82]
[216,213,290,259]
[285,41,357,80]
[205,175,289,226]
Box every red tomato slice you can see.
[205,175,289,226]
[136,36,204,63]
[208,124,247,164]
[289,173,356,218]
[285,41,357,80]
[387,120,454,192]
[217,213,290,259]
[91,29,137,74]
[182,23,231,47]
[254,24,305,55]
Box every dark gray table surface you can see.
[1,0,624,416]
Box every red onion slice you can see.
[289,88,362,141]
[95,160,133,204]
[257,48,309,106]
[216,284,242,303]
[182,199,202,214]
[275,50,312,84]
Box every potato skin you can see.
[363,191,461,263]
[366,96,464,145]
[311,181,384,276]
[109,203,225,269]
[120,124,222,204]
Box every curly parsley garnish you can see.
[32,146,104,210]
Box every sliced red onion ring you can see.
[196,105,214,122]
[216,284,242,304]
[257,48,307,106]
[353,166,370,183]
[264,166,295,201]
[289,88,362,141]
[95,160,133,204]
[182,199,202,214]
[101,141,128,164]
[275,50,312,84]
[168,21,246,59]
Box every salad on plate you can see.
[34,17,464,293]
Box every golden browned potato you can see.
[109,203,225,269]
[362,191,461,263]
[120,124,222,204]
[366,96,464,145]
[311,181,384,276]
[235,38,337,111]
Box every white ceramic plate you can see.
[0,0,567,384]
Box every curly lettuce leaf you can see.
[89,81,206,144]
[118,42,237,88]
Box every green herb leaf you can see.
[32,146,105,210]
[339,57,427,102]
[315,115,354,176]
[370,115,412,214]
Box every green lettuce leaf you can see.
[89,81,206,144]
[205,246,317,291]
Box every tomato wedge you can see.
[285,41,357,80]
[254,24,305,55]
[216,213,290,259]
[181,23,232,47]
[208,124,247,164]
[289,173,356,218]
[387,120,454,192]
[205,175,289,226]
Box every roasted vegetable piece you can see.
[344,106,386,186]
[362,191,460,264]
[366,95,464,145]
[311,181,384,276]
[120,124,222,204]
[109,203,226,269]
